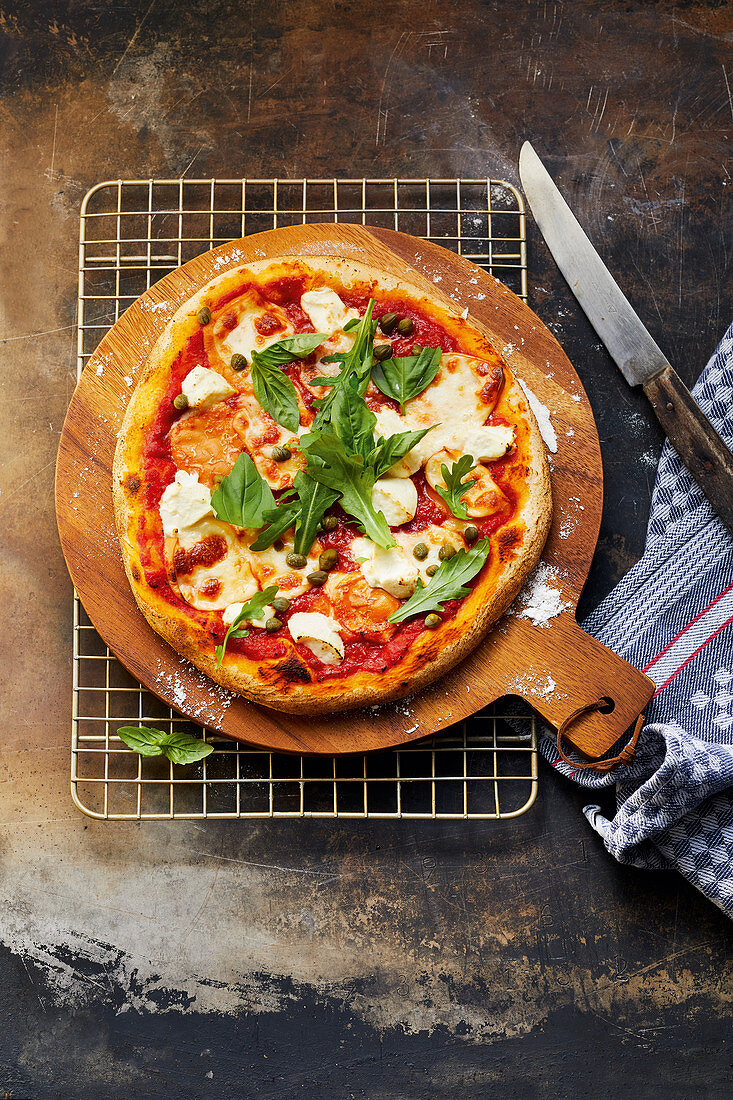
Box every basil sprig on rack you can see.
[211,452,276,528]
[250,332,327,432]
[371,347,442,415]
[215,585,279,667]
[434,453,477,520]
[117,726,214,765]
[388,538,491,623]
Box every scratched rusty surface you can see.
[1,1,732,1095]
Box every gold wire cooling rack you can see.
[71,176,537,821]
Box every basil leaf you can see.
[293,471,338,556]
[300,430,395,548]
[250,359,301,432]
[254,333,329,369]
[215,584,279,667]
[211,452,276,528]
[367,425,434,480]
[312,300,376,430]
[434,453,477,521]
[388,538,491,623]
[156,732,217,765]
[250,333,328,431]
[371,347,442,415]
[330,381,377,460]
[250,495,301,550]
[117,725,214,765]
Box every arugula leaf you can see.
[342,317,360,332]
[368,425,434,479]
[117,725,214,765]
[300,431,395,548]
[250,494,301,550]
[371,347,442,415]
[330,380,377,460]
[211,452,276,528]
[312,300,376,429]
[215,585,279,667]
[293,471,339,556]
[250,333,328,432]
[388,538,491,623]
[434,453,477,520]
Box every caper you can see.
[272,445,292,462]
[411,343,423,356]
[464,525,479,545]
[196,306,211,325]
[231,352,248,371]
[397,317,414,336]
[307,569,328,587]
[321,514,338,531]
[379,312,398,334]
[373,344,394,362]
[173,393,189,411]
[273,539,284,552]
[438,543,457,561]
[424,613,442,629]
[286,552,307,569]
[413,542,429,561]
[265,617,283,633]
[426,563,439,577]
[319,548,339,572]
[272,596,291,614]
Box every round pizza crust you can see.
[113,255,552,714]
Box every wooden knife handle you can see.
[643,364,733,534]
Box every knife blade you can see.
[519,139,733,535]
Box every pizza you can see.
[112,255,552,714]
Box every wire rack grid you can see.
[71,176,537,821]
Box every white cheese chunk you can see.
[287,611,344,665]
[159,470,213,536]
[353,538,419,599]
[181,366,235,410]
[300,288,358,335]
[371,477,418,526]
[461,425,515,462]
[222,601,275,629]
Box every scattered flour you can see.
[517,379,558,453]
[514,561,570,627]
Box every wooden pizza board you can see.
[55,223,654,756]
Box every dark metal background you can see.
[1,1,731,1095]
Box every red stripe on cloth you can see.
[652,612,733,697]
[642,578,733,673]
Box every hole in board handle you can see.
[597,697,615,714]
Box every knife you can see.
[519,140,733,535]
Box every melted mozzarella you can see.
[377,354,516,466]
[371,477,418,526]
[287,611,344,665]
[425,450,507,519]
[393,528,463,585]
[352,538,419,598]
[218,299,294,362]
[160,471,213,536]
[172,516,259,610]
[181,366,234,410]
[222,601,275,628]
[372,407,423,477]
[246,538,321,599]
[300,288,358,334]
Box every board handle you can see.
[514,614,655,759]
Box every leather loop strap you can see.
[555,700,645,773]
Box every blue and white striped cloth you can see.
[540,322,733,918]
